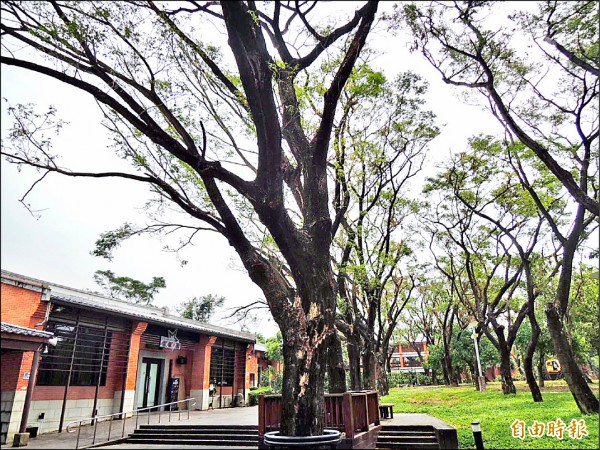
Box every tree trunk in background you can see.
[362,341,376,390]
[444,353,457,387]
[327,332,347,393]
[498,346,516,394]
[524,312,543,402]
[347,339,362,391]
[537,353,545,388]
[494,326,517,394]
[377,353,390,395]
[546,304,599,414]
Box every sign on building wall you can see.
[160,330,181,350]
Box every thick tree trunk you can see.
[326,331,347,393]
[347,339,362,391]
[280,339,326,436]
[524,312,543,402]
[546,304,599,414]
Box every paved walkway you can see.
[22,406,449,449]
[23,406,259,449]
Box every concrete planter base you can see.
[264,429,342,449]
[12,432,29,447]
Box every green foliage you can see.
[176,294,225,322]
[388,371,433,387]
[382,381,599,449]
[248,386,273,406]
[567,265,600,365]
[427,332,500,380]
[93,269,165,305]
[91,224,134,261]
[259,366,283,394]
[264,331,283,362]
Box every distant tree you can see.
[177,294,225,322]
[265,331,284,363]
[401,0,599,413]
[93,270,165,305]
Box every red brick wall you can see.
[165,349,194,399]
[1,283,47,393]
[1,283,46,330]
[234,348,246,392]
[245,347,257,388]
[0,351,24,392]
[190,335,216,391]
[126,322,147,390]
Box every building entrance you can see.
[138,358,162,409]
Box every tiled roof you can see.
[1,322,54,339]
[51,291,256,342]
[2,269,256,343]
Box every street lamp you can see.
[469,321,486,392]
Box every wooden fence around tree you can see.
[258,391,381,448]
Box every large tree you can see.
[403,0,599,414]
[1,1,378,435]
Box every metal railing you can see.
[66,397,196,449]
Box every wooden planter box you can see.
[258,391,381,449]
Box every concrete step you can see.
[381,425,435,432]
[379,430,437,436]
[377,425,440,450]
[130,432,258,440]
[125,437,258,446]
[133,429,258,436]
[378,435,438,443]
[139,424,257,430]
[376,442,439,450]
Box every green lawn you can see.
[380,381,599,449]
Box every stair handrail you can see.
[66,397,196,449]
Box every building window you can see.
[38,321,111,386]
[209,340,236,388]
[403,356,421,368]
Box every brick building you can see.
[1,270,264,445]
[390,341,429,373]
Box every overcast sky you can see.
[1,2,515,337]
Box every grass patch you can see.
[381,380,599,449]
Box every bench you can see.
[379,403,394,419]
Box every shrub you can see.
[388,371,433,387]
[248,387,273,406]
